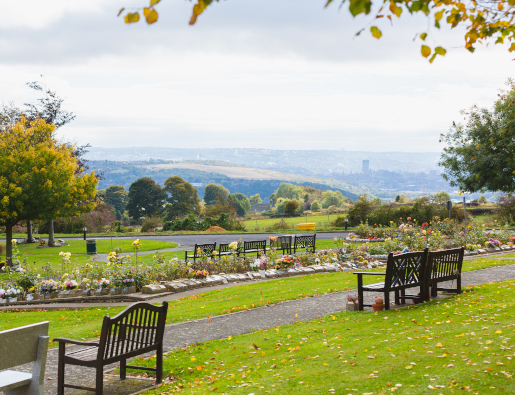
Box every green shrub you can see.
[141,217,161,233]
[310,200,321,212]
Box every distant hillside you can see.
[90,160,379,202]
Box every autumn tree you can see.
[430,191,451,204]
[0,118,98,265]
[105,185,128,219]
[440,79,515,193]
[120,0,515,62]
[126,177,166,220]
[0,81,91,245]
[163,176,201,219]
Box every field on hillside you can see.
[243,214,346,232]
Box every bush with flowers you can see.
[40,279,61,295]
[97,278,110,289]
[192,269,209,279]
[63,279,79,290]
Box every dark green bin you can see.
[86,239,97,255]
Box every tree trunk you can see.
[48,218,55,247]
[27,220,33,243]
[6,222,13,267]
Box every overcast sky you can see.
[1,0,513,152]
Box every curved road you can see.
[24,231,351,249]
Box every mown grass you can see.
[1,255,514,349]
[242,213,348,232]
[136,280,515,394]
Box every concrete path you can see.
[4,263,515,394]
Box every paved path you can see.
[5,263,515,394]
[4,231,350,246]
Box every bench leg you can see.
[156,343,163,384]
[457,276,462,294]
[384,292,390,310]
[394,290,400,306]
[95,366,103,395]
[400,289,406,304]
[431,283,438,298]
[120,359,126,380]
[357,275,364,311]
[57,343,65,395]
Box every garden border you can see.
[2,246,514,309]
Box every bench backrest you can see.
[194,243,217,257]
[385,248,428,290]
[0,321,49,370]
[98,302,168,363]
[427,247,464,281]
[218,243,235,255]
[270,236,292,249]
[243,240,267,252]
[294,234,316,252]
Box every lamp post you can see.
[83,227,87,241]
[344,217,348,231]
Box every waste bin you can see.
[86,239,97,255]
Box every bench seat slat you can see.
[0,370,33,391]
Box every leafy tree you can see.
[440,79,515,193]
[0,118,98,265]
[163,176,201,218]
[347,193,375,226]
[395,194,408,203]
[104,185,128,219]
[228,193,251,217]
[270,183,302,206]
[250,193,262,204]
[203,183,230,205]
[203,193,238,217]
[126,177,166,220]
[478,195,488,204]
[0,81,92,245]
[284,200,300,215]
[430,191,451,204]
[120,0,515,61]
[310,200,321,212]
[321,190,345,209]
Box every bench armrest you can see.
[353,272,386,275]
[53,338,99,346]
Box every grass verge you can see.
[136,279,515,394]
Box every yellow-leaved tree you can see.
[0,118,98,266]
[119,0,515,62]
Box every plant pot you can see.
[346,302,358,311]
[8,297,18,303]
[372,303,385,312]
[110,287,122,296]
[50,291,59,299]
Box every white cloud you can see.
[0,0,513,152]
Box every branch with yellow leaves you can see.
[119,0,515,62]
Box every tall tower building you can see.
[362,160,370,173]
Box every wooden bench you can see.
[218,243,239,257]
[354,249,428,311]
[425,247,465,300]
[55,302,168,395]
[0,321,49,395]
[242,240,267,257]
[293,234,316,253]
[185,243,217,263]
[270,236,292,255]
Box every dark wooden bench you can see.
[354,249,428,311]
[218,243,239,257]
[55,302,168,395]
[185,243,217,263]
[0,321,49,395]
[425,247,465,300]
[293,234,316,253]
[270,235,292,255]
[242,240,267,257]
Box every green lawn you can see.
[243,214,348,232]
[1,256,514,349]
[135,279,515,394]
[0,239,178,274]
